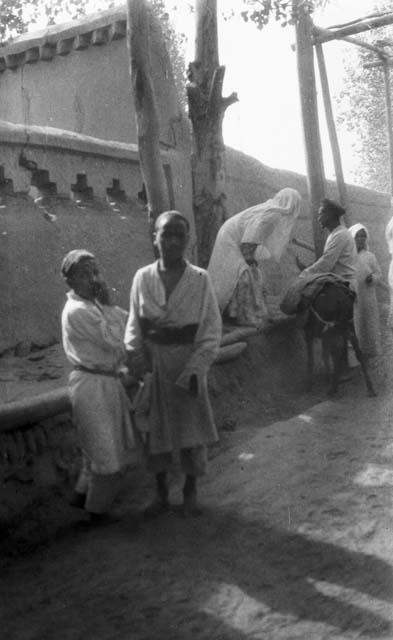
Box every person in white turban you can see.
[207,188,302,327]
[349,224,382,358]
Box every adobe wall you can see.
[0,195,153,354]
[1,135,391,354]
[0,122,195,354]
[0,7,183,149]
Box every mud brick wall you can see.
[0,7,182,150]
[0,122,197,354]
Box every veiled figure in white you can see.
[208,188,302,327]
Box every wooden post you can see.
[295,5,325,256]
[126,0,170,231]
[315,42,350,223]
[382,60,393,197]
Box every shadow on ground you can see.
[1,505,391,640]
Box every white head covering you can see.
[349,223,368,239]
[349,223,368,251]
[241,188,302,261]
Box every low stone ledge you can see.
[0,388,70,433]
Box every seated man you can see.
[296,198,357,290]
[281,198,358,320]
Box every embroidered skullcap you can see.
[61,249,95,279]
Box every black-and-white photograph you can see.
[0,1,392,638]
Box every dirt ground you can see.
[1,332,393,639]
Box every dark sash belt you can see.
[73,365,120,377]
[141,321,199,345]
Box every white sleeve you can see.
[302,233,343,276]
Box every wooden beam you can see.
[364,59,393,69]
[314,25,390,57]
[315,42,350,223]
[382,62,393,197]
[315,12,393,43]
[328,12,391,31]
[295,6,325,257]
[292,237,315,253]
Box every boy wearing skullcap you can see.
[61,249,134,525]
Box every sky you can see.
[213,0,383,183]
[164,0,384,186]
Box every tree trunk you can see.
[126,0,170,233]
[187,0,238,267]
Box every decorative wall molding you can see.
[0,7,128,72]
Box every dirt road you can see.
[1,362,392,639]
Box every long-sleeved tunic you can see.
[62,292,134,474]
[124,261,222,456]
[302,225,358,290]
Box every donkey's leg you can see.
[349,325,377,397]
[327,332,346,395]
[321,335,331,385]
[305,332,314,391]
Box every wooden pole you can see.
[382,61,393,197]
[126,0,170,231]
[315,42,350,223]
[295,6,325,256]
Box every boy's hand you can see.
[94,281,112,305]
[189,374,198,397]
[119,370,138,389]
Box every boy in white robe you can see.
[124,211,222,517]
[61,250,134,525]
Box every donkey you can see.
[301,281,376,396]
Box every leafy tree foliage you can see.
[335,0,393,193]
[224,0,328,30]
[0,0,93,40]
